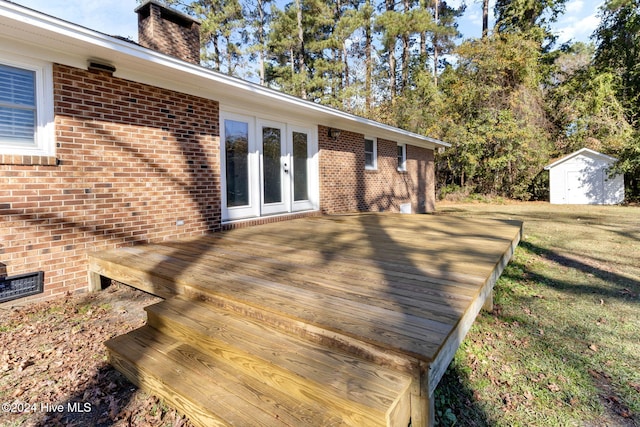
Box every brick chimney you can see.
[135,0,201,65]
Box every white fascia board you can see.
[544,148,618,170]
[0,1,449,150]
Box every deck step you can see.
[105,327,348,427]
[106,297,413,427]
[144,296,413,426]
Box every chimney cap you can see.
[134,0,201,25]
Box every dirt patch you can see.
[587,370,638,427]
[0,283,194,427]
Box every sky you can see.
[13,0,603,47]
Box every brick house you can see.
[0,0,447,303]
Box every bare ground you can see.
[0,282,194,427]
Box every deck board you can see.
[94,213,522,426]
[93,213,521,365]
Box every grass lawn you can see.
[434,202,640,426]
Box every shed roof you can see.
[544,148,618,170]
[0,1,449,150]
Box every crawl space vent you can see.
[0,272,44,303]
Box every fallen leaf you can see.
[18,359,34,371]
[548,383,561,392]
[12,386,25,397]
[589,344,598,352]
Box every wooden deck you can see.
[91,213,522,427]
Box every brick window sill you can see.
[0,155,58,166]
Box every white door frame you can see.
[220,111,259,221]
[220,110,319,222]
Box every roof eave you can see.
[544,148,618,170]
[0,1,450,149]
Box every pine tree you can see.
[167,0,246,74]
[244,0,275,85]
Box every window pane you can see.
[365,152,373,167]
[364,139,373,153]
[0,107,35,144]
[263,127,282,204]
[0,64,36,145]
[225,120,249,207]
[397,145,405,169]
[364,139,374,168]
[293,132,308,201]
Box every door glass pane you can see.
[262,126,282,204]
[225,120,249,207]
[293,132,308,201]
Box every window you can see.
[397,144,407,171]
[0,55,54,157]
[364,137,377,170]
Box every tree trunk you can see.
[343,43,349,90]
[296,0,307,99]
[401,0,411,94]
[482,0,489,37]
[365,0,373,112]
[258,0,266,85]
[386,0,397,102]
[433,0,439,86]
[213,36,221,72]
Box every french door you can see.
[221,112,316,221]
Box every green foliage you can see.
[437,33,553,200]
[548,46,633,155]
[163,0,640,201]
[594,0,640,122]
[592,0,640,199]
[494,0,568,47]
[170,0,246,74]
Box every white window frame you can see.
[0,53,54,157]
[364,136,377,170]
[397,143,407,171]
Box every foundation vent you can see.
[0,272,44,303]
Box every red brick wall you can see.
[137,2,201,65]
[318,125,435,214]
[0,64,221,303]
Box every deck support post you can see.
[482,290,494,312]
[411,363,435,427]
[410,392,434,427]
[88,271,108,292]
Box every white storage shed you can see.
[544,148,624,205]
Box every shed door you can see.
[567,170,604,204]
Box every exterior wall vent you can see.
[0,272,44,303]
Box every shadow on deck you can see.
[89,213,522,427]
